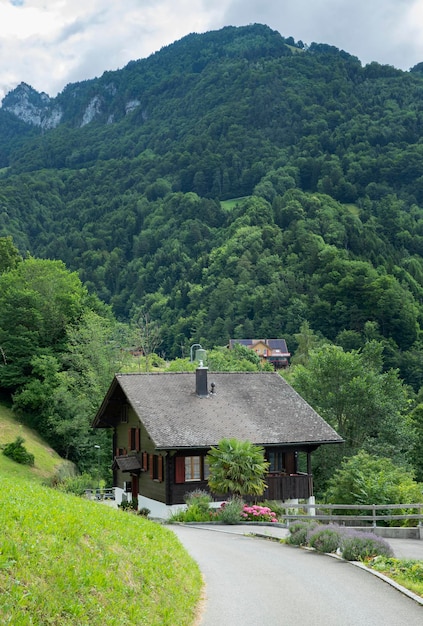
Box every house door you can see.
[131,474,139,501]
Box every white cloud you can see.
[1,0,423,101]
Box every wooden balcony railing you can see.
[263,473,313,501]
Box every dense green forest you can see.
[1,24,423,494]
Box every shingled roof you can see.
[112,455,143,472]
[93,371,343,450]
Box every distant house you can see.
[229,339,291,368]
[92,367,343,517]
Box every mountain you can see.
[1,23,423,385]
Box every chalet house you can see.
[229,339,291,368]
[92,367,343,517]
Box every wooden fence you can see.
[280,503,423,527]
[85,488,115,501]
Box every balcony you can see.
[263,473,313,501]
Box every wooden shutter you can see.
[128,428,133,450]
[149,454,154,479]
[175,456,185,484]
[158,456,163,482]
[142,452,148,471]
[136,428,141,452]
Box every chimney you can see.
[196,365,209,397]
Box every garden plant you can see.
[285,521,393,561]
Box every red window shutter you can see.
[158,456,163,482]
[136,428,141,452]
[128,429,133,450]
[175,457,185,484]
[149,454,154,478]
[142,452,148,471]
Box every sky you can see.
[1,0,423,101]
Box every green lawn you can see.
[0,476,202,625]
[0,405,203,624]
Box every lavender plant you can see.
[340,530,393,561]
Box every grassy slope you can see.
[0,406,203,625]
[0,403,72,482]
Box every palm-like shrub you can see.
[207,438,269,497]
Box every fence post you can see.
[372,504,376,528]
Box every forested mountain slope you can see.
[1,23,423,385]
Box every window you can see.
[175,456,207,483]
[185,456,201,481]
[121,405,128,423]
[268,451,285,473]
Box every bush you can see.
[168,490,215,521]
[119,497,138,512]
[286,520,319,546]
[324,451,423,527]
[169,491,216,522]
[53,473,94,495]
[217,498,244,524]
[138,507,150,517]
[173,504,210,522]
[241,504,278,522]
[308,525,343,553]
[262,500,285,519]
[2,436,34,466]
[184,489,212,514]
[287,521,395,561]
[340,531,393,561]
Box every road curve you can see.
[170,525,422,626]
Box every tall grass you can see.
[0,476,202,625]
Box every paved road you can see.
[171,525,423,626]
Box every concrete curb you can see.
[351,560,423,607]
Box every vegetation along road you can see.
[171,526,422,625]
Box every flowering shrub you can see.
[168,496,279,524]
[308,525,343,553]
[340,531,393,561]
[184,489,212,513]
[217,498,244,524]
[241,504,278,522]
[285,521,319,546]
[286,522,394,561]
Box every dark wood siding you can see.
[138,422,166,503]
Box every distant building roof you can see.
[93,371,342,450]
[229,338,290,355]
